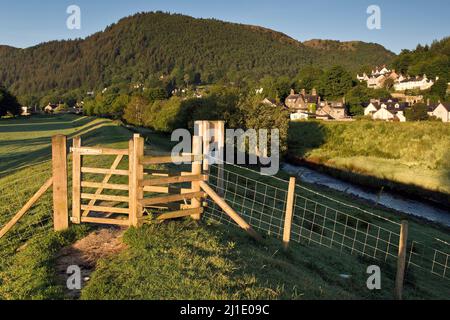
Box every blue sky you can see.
[0,0,449,53]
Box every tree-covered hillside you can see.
[0,12,394,100]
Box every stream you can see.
[281,163,450,228]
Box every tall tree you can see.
[0,87,21,117]
[318,66,353,100]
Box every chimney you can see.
[301,88,306,96]
[427,98,430,106]
[290,89,295,95]
[312,88,317,96]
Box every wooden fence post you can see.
[71,136,81,224]
[283,177,296,251]
[190,135,202,220]
[129,134,144,227]
[52,135,69,231]
[395,220,409,300]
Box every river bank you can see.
[287,120,450,208]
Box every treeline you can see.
[83,84,289,152]
[391,37,450,101]
[0,12,394,104]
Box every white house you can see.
[20,106,31,116]
[428,103,450,122]
[394,75,436,91]
[365,101,408,122]
[364,102,379,116]
[372,106,395,121]
[290,111,310,121]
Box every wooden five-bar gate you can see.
[64,120,259,239]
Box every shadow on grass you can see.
[0,117,124,175]
[287,121,327,158]
[0,115,93,133]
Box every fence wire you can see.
[0,161,54,270]
[204,162,450,297]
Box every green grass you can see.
[81,219,387,300]
[288,120,450,199]
[0,115,449,300]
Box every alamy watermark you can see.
[171,128,280,176]
[367,5,381,30]
[66,265,82,290]
[66,5,81,30]
[366,265,381,290]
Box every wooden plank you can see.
[395,220,409,300]
[71,147,129,155]
[139,191,206,206]
[129,134,144,227]
[81,167,129,176]
[72,136,81,224]
[80,216,130,226]
[82,154,124,217]
[143,186,194,194]
[190,135,202,220]
[81,193,129,203]
[156,208,204,221]
[140,174,207,187]
[0,178,53,239]
[80,205,129,214]
[200,181,262,241]
[52,135,69,231]
[140,154,203,165]
[282,177,296,250]
[81,181,129,191]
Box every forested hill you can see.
[0,12,395,98]
[391,37,450,80]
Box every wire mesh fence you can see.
[0,161,55,269]
[204,162,450,297]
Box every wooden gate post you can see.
[71,136,81,224]
[283,177,296,251]
[395,220,409,300]
[52,135,69,231]
[190,135,203,220]
[129,134,144,227]
[215,121,225,196]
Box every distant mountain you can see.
[0,12,395,98]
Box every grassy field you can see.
[0,115,449,300]
[288,120,450,203]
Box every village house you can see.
[20,106,32,116]
[286,88,320,120]
[286,89,348,121]
[427,102,450,122]
[393,74,436,91]
[44,103,59,113]
[261,98,285,108]
[357,66,399,89]
[285,88,320,112]
[357,66,437,92]
[316,100,348,120]
[364,99,408,122]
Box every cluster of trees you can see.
[83,84,289,152]
[391,37,450,102]
[0,87,20,117]
[0,12,394,104]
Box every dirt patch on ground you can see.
[55,227,127,299]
